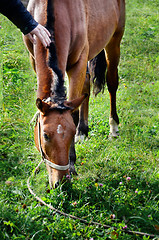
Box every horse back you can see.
[87,0,125,60]
[25,0,125,71]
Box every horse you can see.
[23,0,125,188]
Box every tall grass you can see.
[0,0,159,239]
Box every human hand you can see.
[25,24,51,48]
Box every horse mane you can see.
[46,0,67,104]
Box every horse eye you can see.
[43,133,50,141]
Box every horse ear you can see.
[36,98,50,114]
[64,94,88,112]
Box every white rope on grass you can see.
[27,161,158,239]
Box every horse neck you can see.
[34,44,53,100]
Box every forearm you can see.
[0,0,38,34]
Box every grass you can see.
[0,0,159,239]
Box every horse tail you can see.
[46,0,66,102]
[89,49,107,96]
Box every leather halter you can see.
[37,113,69,171]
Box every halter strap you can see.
[42,158,69,171]
[37,114,69,171]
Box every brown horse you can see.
[24,0,125,188]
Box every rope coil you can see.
[27,161,157,239]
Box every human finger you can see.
[39,30,51,46]
[26,33,36,45]
[32,26,51,47]
[42,26,51,37]
[37,34,47,48]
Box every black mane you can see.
[46,0,67,104]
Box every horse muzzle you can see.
[46,164,69,189]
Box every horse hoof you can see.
[108,132,119,138]
[109,117,119,138]
[69,165,78,176]
[75,134,85,143]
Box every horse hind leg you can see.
[105,33,123,137]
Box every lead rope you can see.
[27,164,157,239]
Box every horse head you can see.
[34,94,87,188]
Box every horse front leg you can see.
[67,48,89,175]
[75,69,90,142]
[23,35,36,72]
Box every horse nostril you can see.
[54,181,59,188]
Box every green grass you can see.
[0,1,159,239]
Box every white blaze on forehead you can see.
[57,124,64,134]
